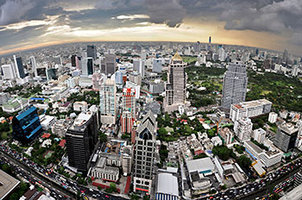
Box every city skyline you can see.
[1,0,302,55]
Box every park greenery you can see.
[67,91,100,105]
[246,71,302,112]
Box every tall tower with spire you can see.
[164,52,187,113]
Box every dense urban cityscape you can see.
[0,40,301,200]
[1,0,302,200]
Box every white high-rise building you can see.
[218,47,226,61]
[30,56,38,77]
[234,117,253,142]
[268,112,278,124]
[164,53,187,113]
[133,59,145,77]
[1,64,15,80]
[100,79,116,124]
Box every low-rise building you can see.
[268,112,278,124]
[40,115,56,130]
[73,101,88,112]
[155,173,179,200]
[0,169,20,200]
[244,141,282,168]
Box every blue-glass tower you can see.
[12,106,42,144]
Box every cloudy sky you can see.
[0,0,302,55]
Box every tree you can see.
[99,132,107,143]
[212,146,234,161]
[236,155,252,169]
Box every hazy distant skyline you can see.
[0,0,302,55]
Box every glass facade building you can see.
[12,106,42,144]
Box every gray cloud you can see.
[146,0,185,27]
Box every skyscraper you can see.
[274,123,298,152]
[13,55,25,79]
[221,61,248,111]
[66,110,99,172]
[12,106,43,144]
[164,52,187,113]
[29,56,38,78]
[133,111,157,195]
[71,55,77,67]
[81,57,94,76]
[87,45,97,60]
[101,54,116,76]
[100,79,116,124]
[121,88,136,134]
[133,59,145,77]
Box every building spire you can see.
[172,52,182,61]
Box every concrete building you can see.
[133,111,157,195]
[230,99,272,122]
[156,173,179,200]
[128,72,142,86]
[221,61,248,110]
[121,111,133,134]
[40,115,56,130]
[13,55,25,79]
[234,117,253,142]
[66,110,99,172]
[126,81,140,99]
[73,101,88,112]
[274,123,298,152]
[219,127,233,145]
[121,145,132,176]
[268,112,278,124]
[100,79,116,124]
[164,52,187,113]
[0,92,10,105]
[0,169,20,200]
[90,157,119,182]
[244,141,282,168]
[1,64,15,80]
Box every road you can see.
[0,151,74,199]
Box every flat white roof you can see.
[157,173,179,196]
[0,169,20,199]
[187,157,215,173]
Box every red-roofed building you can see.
[42,133,51,138]
[59,139,66,148]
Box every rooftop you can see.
[157,173,179,196]
[186,157,215,173]
[0,169,20,199]
[279,123,299,135]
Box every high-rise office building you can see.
[100,79,116,124]
[1,64,15,80]
[133,111,157,194]
[13,55,25,79]
[164,52,187,113]
[221,61,248,111]
[274,123,298,152]
[101,54,116,76]
[234,117,253,142]
[133,59,145,77]
[218,47,226,62]
[12,106,43,144]
[66,110,99,172]
[81,57,94,76]
[87,45,97,60]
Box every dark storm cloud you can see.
[145,0,185,27]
